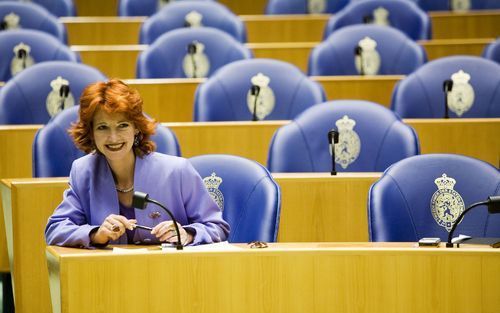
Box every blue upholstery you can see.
[482,39,500,63]
[0,29,78,81]
[265,0,349,14]
[118,0,213,17]
[0,2,67,42]
[324,0,431,40]
[189,154,281,243]
[0,61,106,124]
[33,106,181,177]
[391,56,500,118]
[369,154,500,242]
[309,24,427,76]
[0,0,75,16]
[268,100,419,172]
[137,27,252,78]
[139,1,246,44]
[417,0,500,11]
[194,58,326,121]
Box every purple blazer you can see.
[45,152,230,248]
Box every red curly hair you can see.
[69,79,156,157]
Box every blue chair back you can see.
[118,0,213,16]
[391,56,500,118]
[265,0,349,14]
[324,0,430,40]
[139,1,246,44]
[194,58,326,121]
[137,27,252,78]
[189,154,281,243]
[0,61,106,124]
[369,154,500,242]
[268,100,419,172]
[482,39,500,64]
[309,24,427,76]
[0,2,67,42]
[0,29,78,81]
[33,106,181,177]
[417,0,500,11]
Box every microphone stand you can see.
[18,49,27,69]
[133,191,183,250]
[58,85,70,111]
[446,196,500,248]
[328,129,339,176]
[250,85,261,122]
[354,46,364,76]
[442,79,453,119]
[187,42,197,78]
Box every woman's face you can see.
[92,109,137,163]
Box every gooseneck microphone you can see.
[446,196,500,248]
[250,85,261,122]
[17,48,27,68]
[328,129,339,176]
[58,84,70,111]
[187,42,198,78]
[354,46,365,76]
[133,191,183,250]
[442,79,453,119]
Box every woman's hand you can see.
[90,214,136,245]
[151,221,193,246]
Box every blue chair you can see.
[137,27,252,78]
[417,0,500,11]
[139,1,246,44]
[482,38,500,63]
[194,58,326,121]
[309,24,427,76]
[391,56,500,118]
[0,29,78,81]
[0,0,75,16]
[189,154,281,243]
[268,100,419,172]
[324,0,431,41]
[33,106,181,177]
[0,2,67,42]
[265,0,349,14]
[118,0,213,17]
[369,154,500,242]
[0,61,106,124]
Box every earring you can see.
[134,133,142,146]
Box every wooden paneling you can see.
[62,12,500,45]
[420,38,493,60]
[73,0,118,16]
[48,243,500,313]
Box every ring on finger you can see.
[111,224,120,232]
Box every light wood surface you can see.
[61,12,500,45]
[1,173,377,313]
[73,0,269,16]
[73,39,493,79]
[47,243,500,313]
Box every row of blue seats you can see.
[2,25,500,80]
[2,0,498,18]
[0,54,499,125]
[32,104,500,242]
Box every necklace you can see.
[115,185,134,193]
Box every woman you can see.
[45,79,230,248]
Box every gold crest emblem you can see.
[430,174,465,232]
[203,172,224,211]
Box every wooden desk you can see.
[73,39,492,79]
[47,243,500,313]
[1,172,376,313]
[62,12,500,45]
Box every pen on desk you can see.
[134,224,153,231]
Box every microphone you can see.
[363,14,373,24]
[58,84,70,111]
[328,129,339,176]
[0,21,7,30]
[446,196,500,248]
[442,79,453,119]
[250,84,261,122]
[187,42,198,78]
[132,191,183,250]
[17,48,27,68]
[354,46,365,76]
